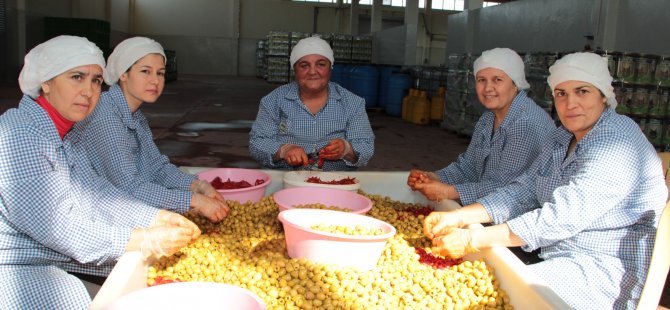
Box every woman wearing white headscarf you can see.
[408,48,555,207]
[422,52,667,309]
[0,35,201,309]
[73,37,229,223]
[249,36,375,171]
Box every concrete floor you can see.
[0,75,668,308]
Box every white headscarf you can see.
[289,36,334,68]
[18,35,105,98]
[473,47,530,90]
[104,37,166,85]
[547,52,617,108]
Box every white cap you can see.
[548,52,616,108]
[289,36,334,68]
[473,47,530,90]
[18,35,105,98]
[104,37,166,85]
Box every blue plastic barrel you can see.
[330,63,347,88]
[377,66,400,109]
[348,65,380,108]
[384,73,412,117]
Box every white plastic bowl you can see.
[283,171,360,192]
[105,282,266,309]
[278,208,396,271]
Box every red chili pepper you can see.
[396,205,434,217]
[414,247,462,269]
[209,177,265,190]
[317,157,325,169]
[305,176,357,185]
[152,276,183,286]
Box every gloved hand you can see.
[319,139,351,160]
[152,210,201,239]
[279,144,309,167]
[191,179,224,201]
[431,228,479,259]
[406,169,439,190]
[411,175,458,202]
[423,211,466,239]
[191,192,229,223]
[134,226,198,261]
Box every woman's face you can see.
[553,80,607,141]
[41,64,103,122]
[120,53,166,108]
[475,68,518,113]
[294,54,331,94]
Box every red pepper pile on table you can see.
[414,247,463,269]
[209,177,265,190]
[304,176,357,185]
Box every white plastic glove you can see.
[151,210,201,239]
[407,169,439,190]
[431,228,479,259]
[190,192,229,223]
[279,144,309,167]
[423,211,466,240]
[135,226,198,261]
[319,139,350,160]
[191,179,224,200]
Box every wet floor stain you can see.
[177,121,254,132]
[155,140,202,158]
[155,139,260,169]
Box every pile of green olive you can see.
[148,193,513,310]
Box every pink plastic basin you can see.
[197,168,271,203]
[105,282,266,309]
[278,208,396,271]
[272,187,372,214]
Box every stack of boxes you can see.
[259,31,373,84]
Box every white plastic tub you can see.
[91,168,571,310]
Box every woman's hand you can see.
[431,228,479,259]
[281,144,310,167]
[130,226,200,261]
[152,210,201,238]
[191,193,229,223]
[191,179,224,201]
[411,176,457,202]
[407,169,439,190]
[319,139,347,160]
[423,211,465,239]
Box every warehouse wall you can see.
[4,0,107,79]
[4,0,452,79]
[109,0,129,43]
[446,0,670,55]
[613,0,669,54]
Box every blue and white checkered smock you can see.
[0,96,160,309]
[249,82,375,171]
[478,108,667,309]
[72,84,194,213]
[436,91,555,205]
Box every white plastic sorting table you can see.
[89,168,571,310]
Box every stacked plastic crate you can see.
[442,53,477,136]
[524,52,558,120]
[266,31,291,83]
[255,39,267,79]
[352,35,372,63]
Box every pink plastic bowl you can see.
[278,208,396,271]
[197,168,271,204]
[105,282,266,309]
[272,187,372,214]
